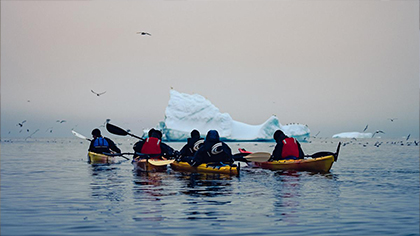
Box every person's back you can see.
[191,130,233,166]
[88,128,121,154]
[271,130,304,160]
[179,130,204,161]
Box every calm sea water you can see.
[1,138,419,236]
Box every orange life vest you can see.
[281,138,299,158]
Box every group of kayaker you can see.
[88,127,305,165]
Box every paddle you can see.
[103,152,132,160]
[305,142,341,162]
[233,152,272,162]
[106,123,144,140]
[71,130,92,141]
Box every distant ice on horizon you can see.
[150,90,310,142]
[332,132,380,138]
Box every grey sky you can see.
[1,0,419,139]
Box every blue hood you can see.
[206,130,220,142]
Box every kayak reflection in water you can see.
[190,130,234,167]
[133,129,176,160]
[270,130,305,161]
[177,129,204,162]
[88,128,121,154]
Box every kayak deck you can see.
[88,151,115,164]
[253,155,335,172]
[170,161,240,176]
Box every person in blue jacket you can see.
[88,128,121,154]
[190,130,233,167]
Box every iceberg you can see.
[151,90,310,142]
[332,131,384,138]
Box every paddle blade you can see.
[106,123,129,136]
[148,159,174,166]
[72,130,91,141]
[244,152,271,162]
[334,142,341,162]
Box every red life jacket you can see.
[140,137,162,158]
[281,138,299,158]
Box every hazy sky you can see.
[1,0,419,139]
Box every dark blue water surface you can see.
[1,138,419,236]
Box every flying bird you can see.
[17,120,27,127]
[136,31,151,36]
[388,118,397,122]
[91,90,106,96]
[56,120,66,123]
[363,125,368,132]
[372,130,385,138]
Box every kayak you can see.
[236,142,341,173]
[88,151,115,164]
[170,161,240,176]
[132,158,174,172]
[252,154,335,172]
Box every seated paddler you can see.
[190,130,234,167]
[88,128,121,154]
[271,130,304,161]
[133,129,175,160]
[178,129,204,162]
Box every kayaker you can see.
[190,130,234,167]
[88,128,121,154]
[271,130,304,160]
[133,129,176,160]
[178,129,204,162]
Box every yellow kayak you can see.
[253,155,335,172]
[170,161,240,176]
[88,151,115,164]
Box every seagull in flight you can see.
[136,31,151,36]
[17,120,27,127]
[91,90,106,96]
[372,130,385,138]
[388,118,397,122]
[363,125,368,132]
[56,120,66,123]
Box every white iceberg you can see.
[332,130,384,138]
[152,90,310,142]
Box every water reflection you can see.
[271,170,341,225]
[174,173,234,222]
[88,164,126,202]
[176,172,233,198]
[131,171,177,222]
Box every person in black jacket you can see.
[88,128,121,154]
[271,130,304,160]
[190,130,233,167]
[178,130,204,162]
